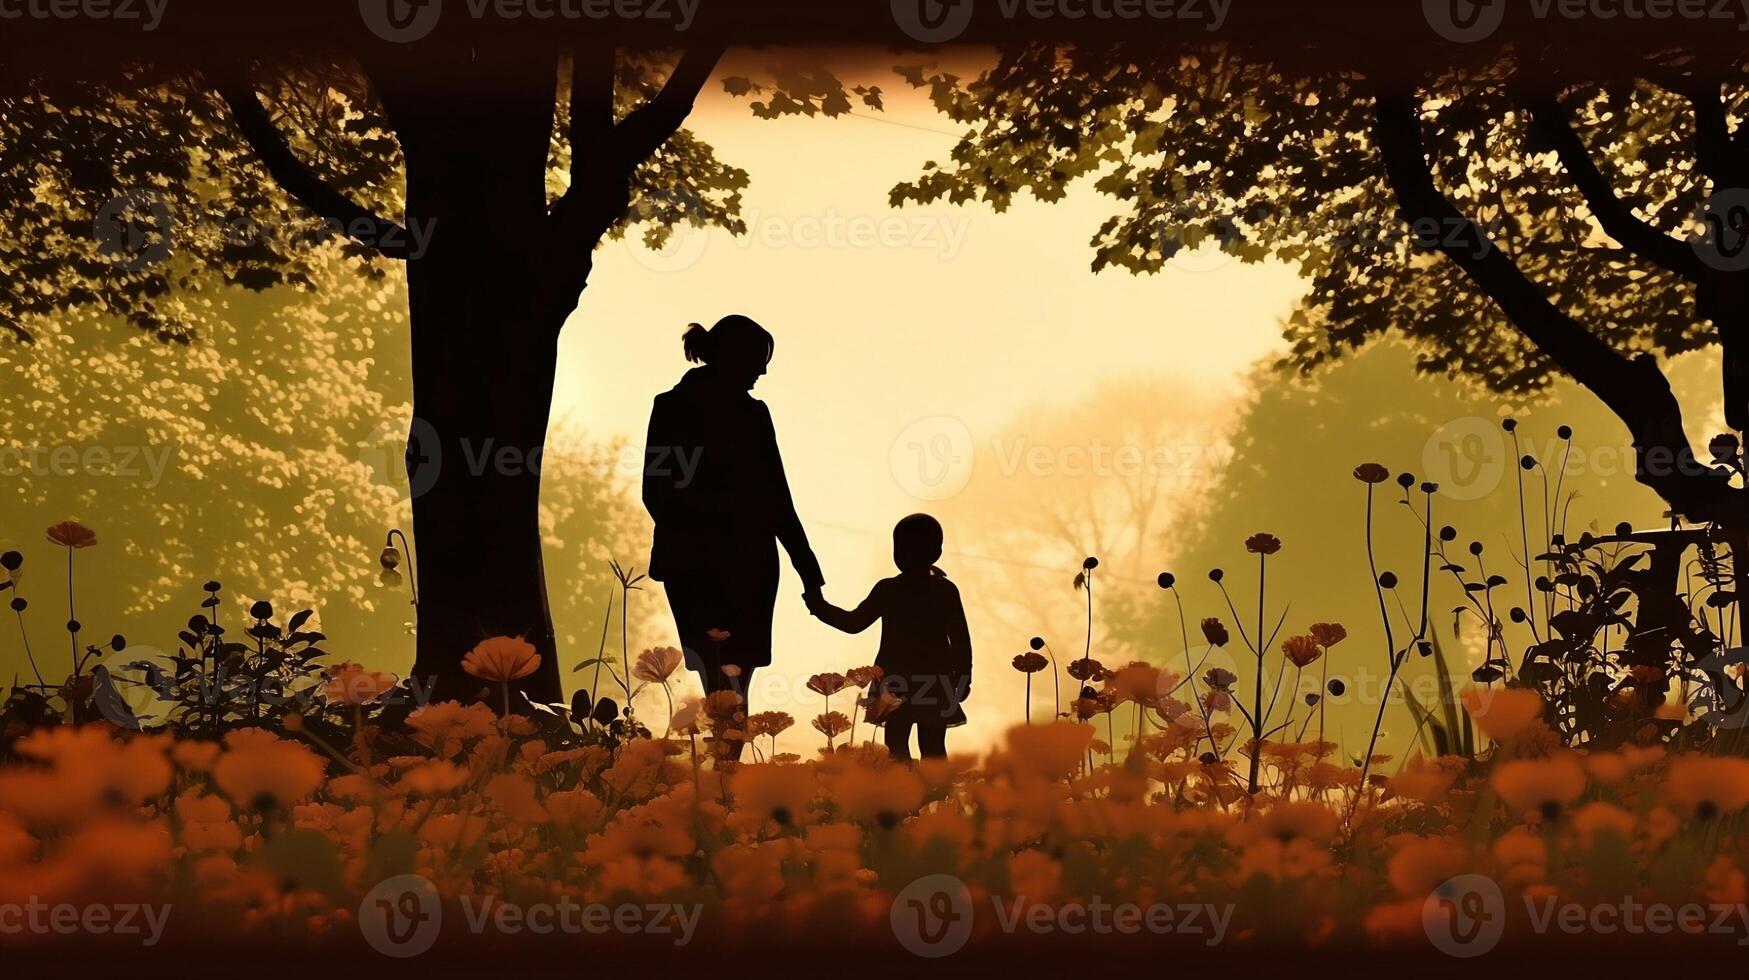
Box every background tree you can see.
[892,48,1747,539]
[0,29,880,704]
[0,251,655,694]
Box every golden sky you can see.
[559,76,1308,748]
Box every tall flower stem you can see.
[1247,552,1267,794]
[13,604,42,687]
[1168,585,1219,760]
[587,587,613,726]
[64,545,77,676]
[1040,640,1061,719]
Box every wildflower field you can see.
[6,429,1749,968]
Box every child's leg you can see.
[883,720,915,760]
[917,724,948,759]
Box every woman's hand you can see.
[802,587,827,617]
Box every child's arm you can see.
[810,581,885,634]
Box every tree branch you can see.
[568,44,616,188]
[1660,75,1743,187]
[217,79,412,260]
[548,42,725,255]
[1372,89,1737,523]
[1517,88,1703,281]
[611,44,726,174]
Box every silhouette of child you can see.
[806,514,972,759]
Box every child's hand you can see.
[803,588,828,617]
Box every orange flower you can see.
[807,673,848,697]
[324,663,397,705]
[1103,662,1164,707]
[1491,753,1586,820]
[172,740,222,772]
[1353,463,1390,484]
[860,690,903,725]
[399,760,469,796]
[998,721,1094,780]
[746,711,795,739]
[811,711,852,740]
[461,635,541,683]
[45,521,97,548]
[731,764,819,829]
[1250,801,1340,844]
[1492,828,1547,887]
[1201,618,1230,648]
[0,727,171,826]
[1309,622,1347,648]
[1666,756,1749,819]
[1386,836,1470,897]
[1009,849,1063,902]
[1570,802,1636,848]
[1281,635,1322,668]
[845,665,884,688]
[212,728,327,810]
[1066,657,1107,682]
[1461,685,1545,742]
[830,765,924,826]
[1011,652,1049,673]
[1244,532,1281,555]
[407,701,498,755]
[633,646,684,683]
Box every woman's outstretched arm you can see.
[759,402,825,591]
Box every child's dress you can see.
[815,570,972,728]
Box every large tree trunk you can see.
[380,47,576,706]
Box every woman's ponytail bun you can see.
[681,322,711,364]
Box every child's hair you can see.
[682,315,775,366]
[893,513,945,574]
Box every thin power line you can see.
[842,109,965,139]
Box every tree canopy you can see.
[892,47,1736,398]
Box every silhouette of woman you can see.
[642,315,824,701]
